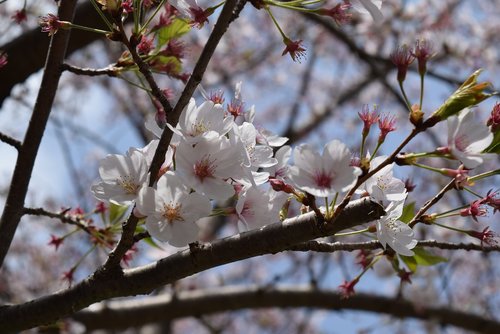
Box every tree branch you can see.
[22,207,92,234]
[288,240,500,253]
[0,0,79,268]
[148,0,245,186]
[71,285,500,333]
[61,63,120,77]
[0,132,21,150]
[0,2,107,107]
[0,198,383,332]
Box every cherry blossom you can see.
[376,200,417,256]
[363,156,407,205]
[235,186,288,231]
[136,172,211,247]
[167,98,233,142]
[282,38,306,62]
[255,127,289,147]
[176,135,244,200]
[264,145,291,181]
[446,108,493,169]
[288,140,361,198]
[91,148,149,205]
[390,45,415,83]
[351,0,384,22]
[234,122,277,169]
[168,0,211,28]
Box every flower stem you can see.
[398,81,413,112]
[139,0,169,35]
[334,228,370,237]
[468,169,500,183]
[89,0,115,31]
[432,221,468,234]
[67,23,111,35]
[419,73,425,111]
[411,162,445,174]
[463,187,483,199]
[265,7,287,40]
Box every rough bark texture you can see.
[0,198,383,333]
[72,285,500,333]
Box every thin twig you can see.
[148,0,245,185]
[61,63,120,77]
[23,207,92,234]
[117,23,173,114]
[0,131,22,150]
[409,179,456,228]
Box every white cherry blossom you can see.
[91,148,149,205]
[363,156,407,205]
[167,98,233,142]
[136,172,211,247]
[376,199,417,256]
[446,108,494,169]
[256,127,289,147]
[235,122,277,169]
[288,140,362,198]
[264,145,291,181]
[235,186,288,231]
[176,135,244,200]
[351,0,384,22]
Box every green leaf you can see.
[400,247,447,272]
[157,19,190,48]
[399,202,415,224]
[400,254,418,272]
[483,131,500,153]
[413,247,448,266]
[109,203,129,224]
[143,237,164,250]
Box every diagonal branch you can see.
[98,0,246,272]
[148,0,245,184]
[71,285,500,333]
[0,198,384,332]
[0,2,108,107]
[0,0,79,268]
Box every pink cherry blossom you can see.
[288,140,361,198]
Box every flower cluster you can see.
[360,156,417,256]
[92,83,292,247]
[90,81,423,255]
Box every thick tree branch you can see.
[71,285,500,333]
[0,0,78,268]
[0,198,384,332]
[99,0,246,272]
[0,2,107,107]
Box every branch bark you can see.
[0,198,383,332]
[0,0,78,268]
[71,285,500,333]
[0,2,106,107]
